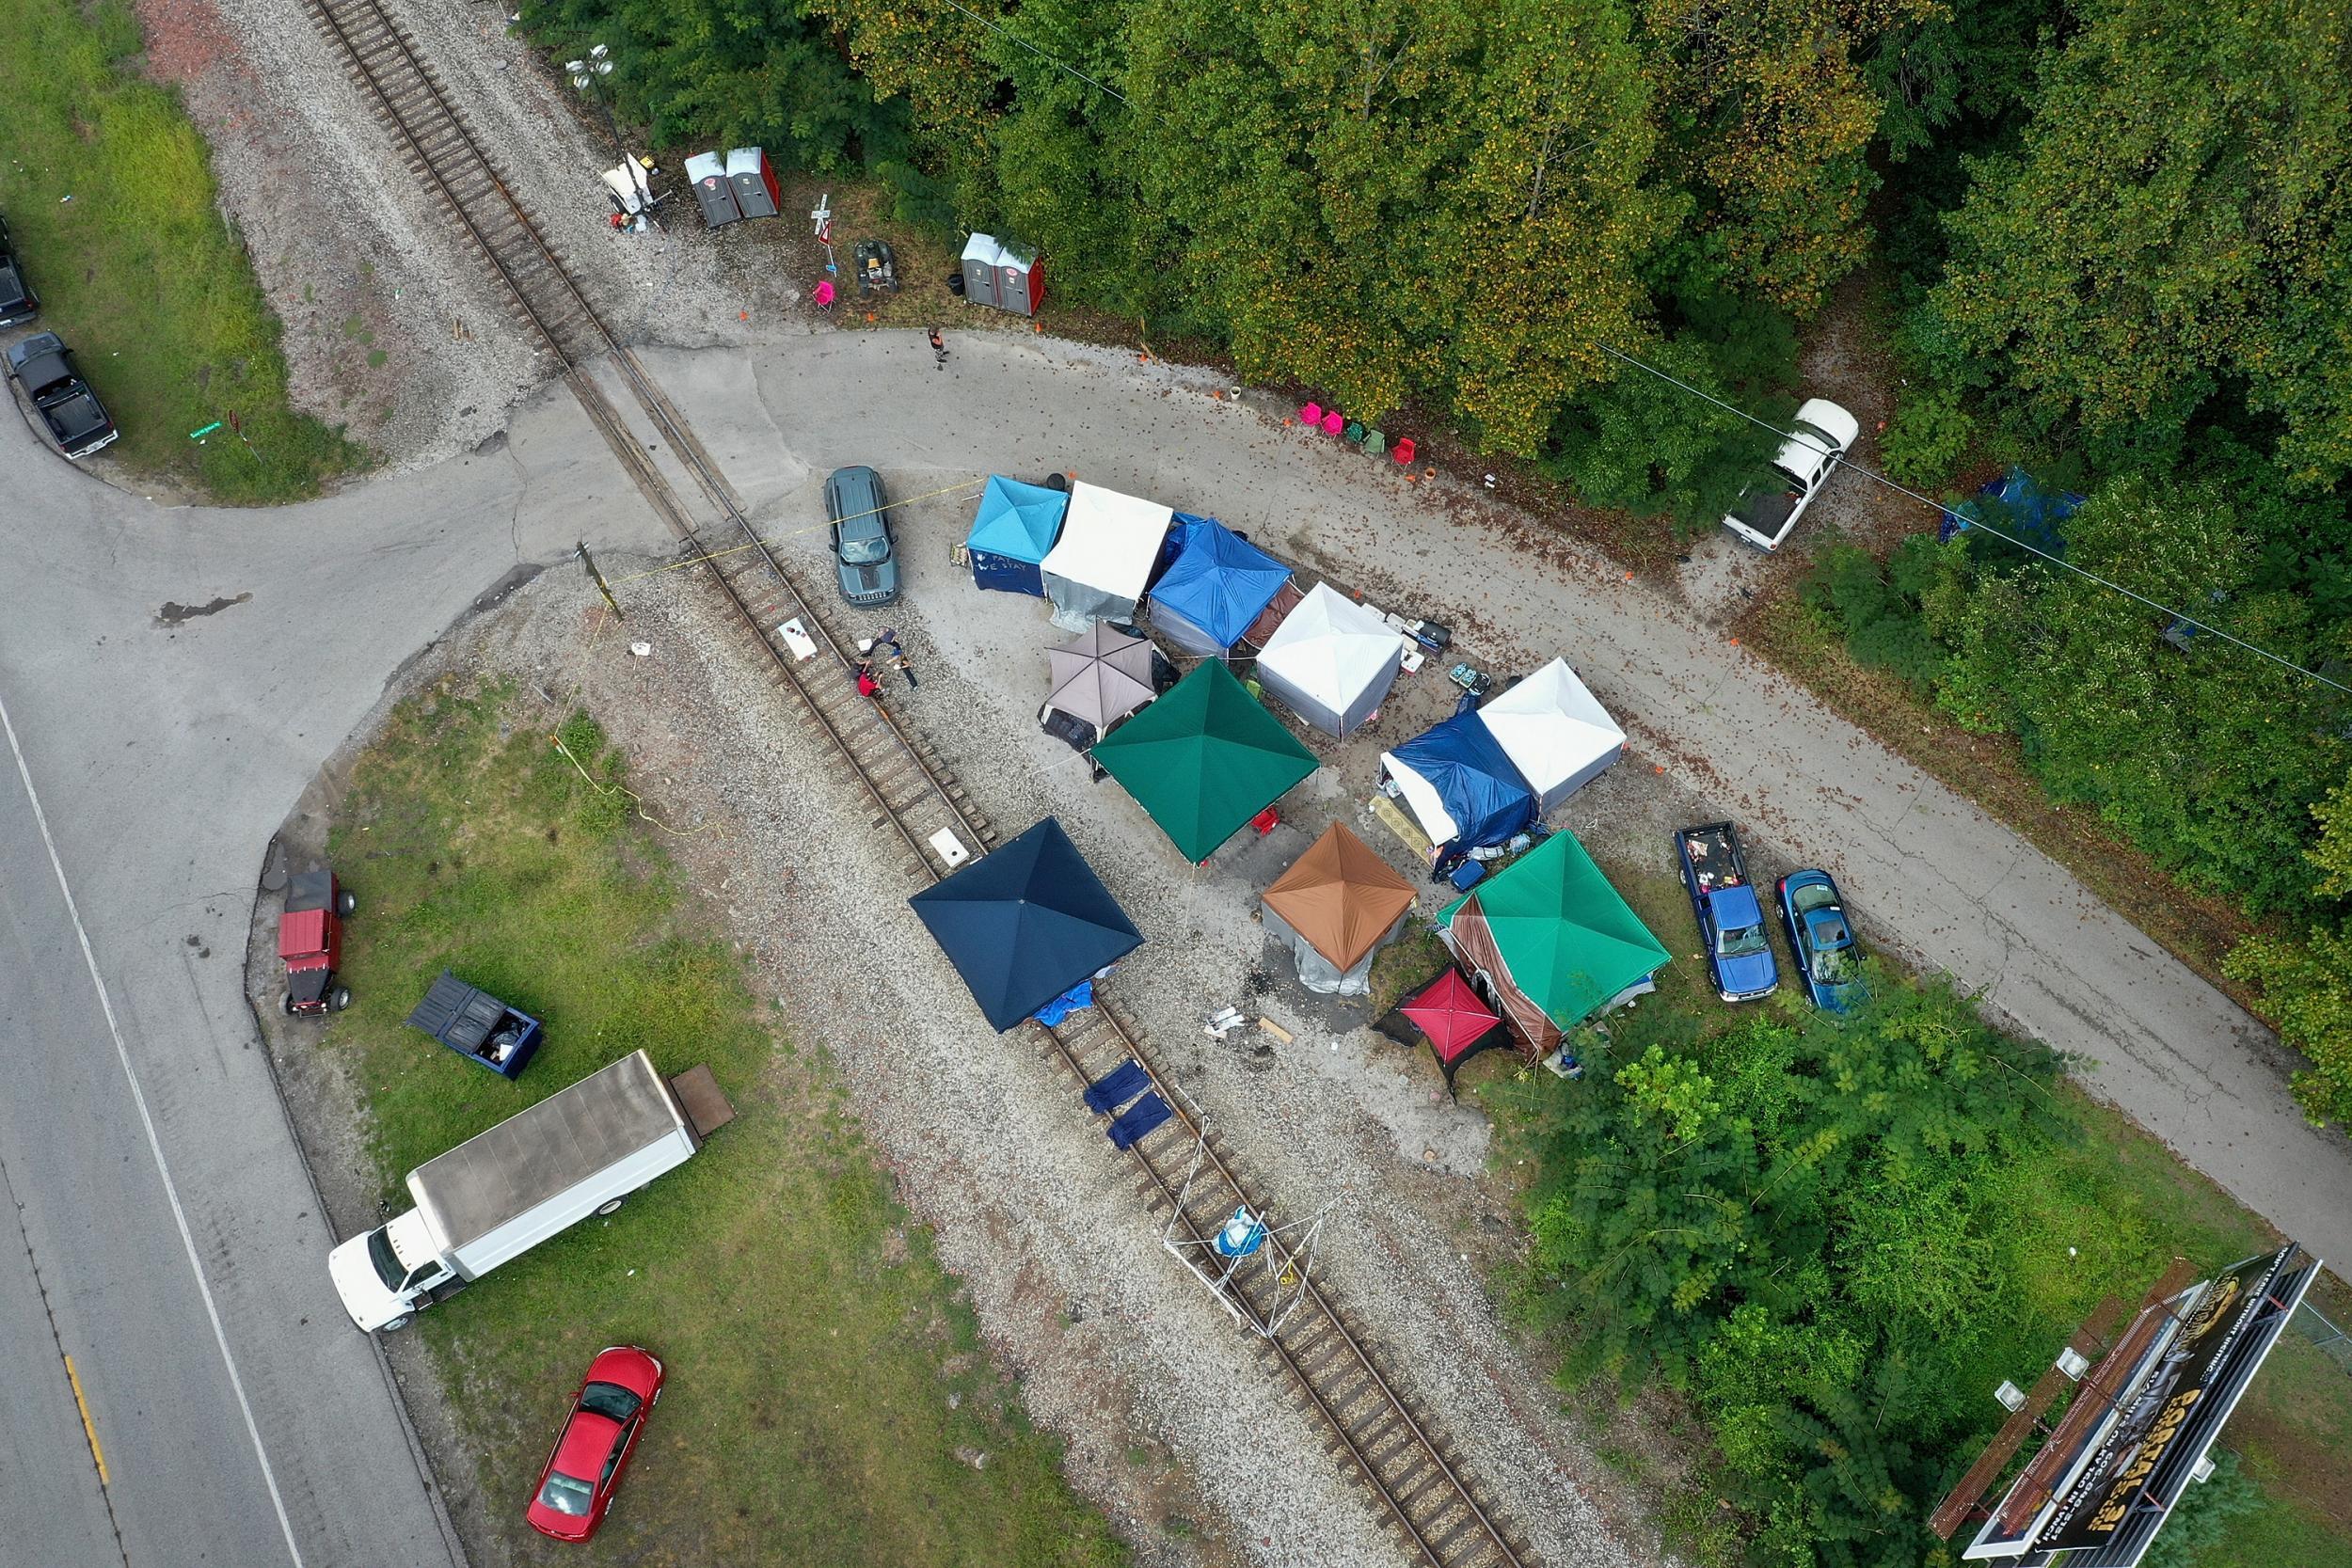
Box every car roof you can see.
[552,1409,621,1478]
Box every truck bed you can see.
[410,1050,696,1255]
[1677,822,1748,893]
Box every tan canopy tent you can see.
[1261,823,1418,994]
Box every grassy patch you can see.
[320,680,1123,1567]
[0,0,361,500]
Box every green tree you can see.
[1926,476,2349,912]
[2228,768,2352,1125]
[1639,0,1940,314]
[1927,0,2352,485]
[520,0,882,166]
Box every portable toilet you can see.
[725,148,780,219]
[994,241,1044,316]
[685,152,740,228]
[960,233,1004,309]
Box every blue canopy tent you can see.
[966,476,1070,594]
[1379,713,1537,860]
[1146,515,1294,657]
[908,818,1143,1032]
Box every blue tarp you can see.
[908,818,1142,1032]
[1032,978,1095,1027]
[1389,712,1537,854]
[966,475,1070,594]
[1147,515,1293,656]
[1938,466,2082,555]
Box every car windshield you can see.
[366,1227,406,1292]
[837,531,890,565]
[1719,923,1769,958]
[536,1469,596,1516]
[580,1382,644,1422]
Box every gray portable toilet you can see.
[960,232,1003,309]
[994,240,1043,316]
[726,148,779,219]
[685,152,740,228]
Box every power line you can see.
[923,3,2349,700]
[934,0,1131,104]
[1593,343,2351,697]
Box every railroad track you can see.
[307,4,1531,1560]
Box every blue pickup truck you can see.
[1675,822,1779,1003]
[405,971,545,1079]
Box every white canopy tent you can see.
[1252,582,1402,737]
[1475,657,1627,814]
[1039,482,1173,631]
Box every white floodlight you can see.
[2056,1347,2090,1380]
[1994,1380,2027,1412]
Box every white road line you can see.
[0,691,307,1568]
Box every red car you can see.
[278,869,356,1016]
[526,1346,664,1542]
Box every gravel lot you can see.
[297,488,1692,1568]
[139,0,805,471]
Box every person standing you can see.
[929,326,948,371]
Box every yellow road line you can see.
[64,1354,108,1487]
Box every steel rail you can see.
[304,7,1527,1558]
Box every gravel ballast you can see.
[347,529,1680,1568]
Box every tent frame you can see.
[1160,1128,1333,1338]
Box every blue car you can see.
[1776,869,1866,1013]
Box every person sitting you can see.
[855,662,883,699]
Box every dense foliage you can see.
[1507,979,2248,1565]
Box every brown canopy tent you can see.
[1261,823,1417,994]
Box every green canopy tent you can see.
[1436,830,1670,1058]
[1092,660,1317,863]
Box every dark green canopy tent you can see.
[1092,660,1317,863]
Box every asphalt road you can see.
[1,325,2344,1566]
[0,382,668,1565]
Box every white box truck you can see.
[328,1050,726,1332]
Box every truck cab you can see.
[1676,822,1780,1002]
[326,1209,461,1332]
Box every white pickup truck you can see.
[1720,398,1860,551]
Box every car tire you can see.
[281,991,296,1016]
[328,987,352,1012]
[379,1314,412,1333]
[337,891,358,917]
[595,1196,626,1217]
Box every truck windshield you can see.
[1719,924,1769,958]
[366,1227,407,1292]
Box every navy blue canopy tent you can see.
[1147,515,1294,657]
[1379,713,1537,858]
[908,818,1143,1031]
[965,475,1070,594]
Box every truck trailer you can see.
[328,1051,724,1332]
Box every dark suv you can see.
[8,333,117,459]
[0,214,37,326]
[827,465,899,607]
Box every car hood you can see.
[837,559,898,600]
[1720,949,1779,996]
[327,1233,410,1331]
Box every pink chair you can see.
[813,279,836,309]
[1321,411,1344,436]
[1299,402,1323,425]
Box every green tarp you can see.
[1438,830,1670,1051]
[1092,660,1317,863]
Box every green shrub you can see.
[1881,383,1977,487]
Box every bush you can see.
[1881,382,1977,487]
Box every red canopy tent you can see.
[1399,970,1505,1083]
